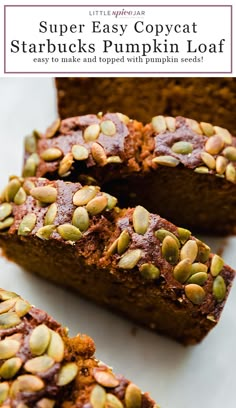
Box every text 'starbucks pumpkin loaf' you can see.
[23,112,236,234]
[0,177,234,345]
[0,287,157,407]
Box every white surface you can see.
[0,78,236,408]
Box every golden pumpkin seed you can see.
[117,230,130,255]
[0,217,14,231]
[37,399,56,408]
[47,330,65,362]
[180,240,198,263]
[29,324,51,356]
[194,166,209,174]
[171,141,193,155]
[177,227,191,244]
[0,382,9,404]
[57,224,82,241]
[116,113,130,125]
[0,339,20,359]
[72,207,89,232]
[213,275,226,302]
[205,135,224,155]
[18,213,37,236]
[58,153,74,177]
[24,134,37,153]
[100,120,116,136]
[44,203,58,226]
[91,143,107,166]
[155,229,180,248]
[133,206,149,235]
[106,238,119,256]
[90,384,107,408]
[93,369,119,388]
[210,254,224,277]
[200,152,216,169]
[15,299,31,317]
[106,394,123,408]
[223,146,236,161]
[0,298,17,314]
[214,126,232,144]
[23,180,36,195]
[36,225,56,240]
[186,118,202,135]
[107,156,123,164]
[173,259,192,283]
[22,157,37,177]
[73,186,98,206]
[86,195,108,215]
[206,315,217,323]
[196,240,211,263]
[226,162,236,183]
[10,375,44,395]
[152,116,166,133]
[84,124,100,141]
[41,148,63,161]
[0,290,18,301]
[30,186,57,204]
[104,193,118,210]
[0,203,12,221]
[45,118,61,139]
[187,272,208,285]
[5,179,21,202]
[72,144,89,161]
[185,284,206,304]
[152,155,180,167]
[190,263,208,275]
[165,117,176,132]
[118,249,142,269]
[215,156,228,175]
[125,383,142,408]
[56,362,78,386]
[25,355,54,373]
[139,263,160,280]
[162,236,179,265]
[14,187,27,205]
[200,122,214,137]
[0,357,22,379]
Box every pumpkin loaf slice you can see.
[0,287,157,408]
[23,113,236,234]
[0,177,234,345]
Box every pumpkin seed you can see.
[106,238,119,256]
[0,203,12,221]
[0,382,9,404]
[206,315,217,323]
[200,122,214,137]
[177,227,191,244]
[118,249,142,269]
[24,356,54,373]
[44,203,57,226]
[155,229,180,248]
[185,284,206,304]
[214,126,232,144]
[162,236,179,265]
[22,158,37,177]
[23,180,35,195]
[72,145,89,161]
[100,120,116,136]
[152,155,180,167]
[18,213,37,236]
[45,118,61,139]
[213,275,226,302]
[117,230,130,255]
[194,166,209,174]
[0,298,18,314]
[151,116,166,133]
[47,330,65,362]
[37,399,56,408]
[72,207,89,232]
[210,254,224,277]
[180,240,198,263]
[24,135,36,153]
[30,186,57,204]
[91,143,107,166]
[104,193,118,210]
[139,263,160,280]
[223,146,236,161]
[14,187,27,205]
[15,299,31,317]
[36,225,56,240]
[0,357,22,379]
[173,259,192,283]
[57,224,82,241]
[0,290,18,301]
[186,118,202,135]
[41,148,62,161]
[93,369,119,388]
[58,153,74,177]
[5,179,21,202]
[106,394,123,408]
[0,217,14,231]
[190,263,208,275]
[56,362,78,386]
[10,375,44,395]
[187,272,208,285]
[84,124,100,141]
[200,152,216,169]
[226,162,236,183]
[29,324,51,356]
[73,186,98,206]
[205,135,224,155]
[90,384,107,408]
[165,117,176,132]
[171,141,193,155]
[196,240,211,263]
[216,156,228,175]
[125,383,142,408]
[133,206,149,235]
[107,156,122,164]
[86,195,108,215]
[116,113,130,125]
[0,339,20,359]
[0,311,21,329]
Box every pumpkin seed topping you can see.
[116,113,130,125]
[44,203,57,226]
[10,374,44,395]
[200,152,216,169]
[100,120,116,136]
[162,236,179,265]
[24,134,37,153]
[37,399,56,408]
[223,146,236,161]
[86,195,108,215]
[30,186,57,204]
[57,224,82,241]
[0,298,18,314]
[90,384,107,408]
[72,207,89,232]
[118,249,142,269]
[216,156,228,175]
[133,206,149,235]
[106,238,119,256]
[22,158,37,177]
[41,148,62,161]
[194,166,209,174]
[58,153,74,177]
[0,290,18,301]
[152,116,167,133]
[47,330,65,362]
[0,382,9,404]
[5,179,21,202]
[36,225,56,240]
[139,263,160,280]
[177,227,191,244]
[24,356,54,374]
[45,119,61,139]
[200,122,214,137]
[226,163,236,183]
[29,324,51,356]
[91,143,107,166]
[107,156,122,164]
[93,369,119,388]
[152,155,180,167]
[214,126,232,144]
[171,141,193,155]
[72,145,89,161]
[0,312,21,330]
[15,299,31,317]
[56,362,78,386]
[190,263,208,275]
[104,193,118,210]
[84,124,100,142]
[173,259,192,283]
[185,284,206,304]
[213,275,226,302]
[14,188,27,205]
[0,203,12,222]
[196,240,211,263]
[0,339,20,360]
[125,383,142,408]
[186,118,203,134]
[117,230,130,255]
[165,117,176,132]
[180,240,198,263]
[155,229,180,248]
[106,394,123,408]
[205,135,224,155]
[187,272,208,286]
[18,213,37,236]
[73,186,98,206]
[0,357,22,380]
[23,180,35,195]
[210,254,224,277]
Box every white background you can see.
[0,77,236,408]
